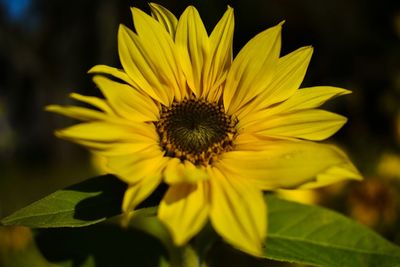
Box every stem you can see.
[181,245,199,267]
[170,244,206,267]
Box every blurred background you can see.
[0,0,399,266]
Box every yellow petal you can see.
[149,3,178,38]
[131,7,186,101]
[69,93,115,115]
[299,146,362,189]
[203,6,234,101]
[93,75,159,122]
[88,65,135,88]
[209,167,266,256]
[263,46,313,104]
[55,121,148,141]
[54,121,158,155]
[158,181,209,245]
[118,25,171,105]
[84,141,158,157]
[107,147,168,184]
[233,132,273,151]
[122,173,163,212]
[238,46,313,120]
[218,141,361,190]
[261,86,351,118]
[45,105,110,121]
[246,109,347,141]
[240,86,351,128]
[175,6,209,96]
[164,158,209,184]
[224,22,283,114]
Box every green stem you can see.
[170,245,206,267]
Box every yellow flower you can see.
[46,3,361,256]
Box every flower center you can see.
[156,98,238,166]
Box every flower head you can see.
[46,3,361,256]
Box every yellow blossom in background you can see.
[377,153,400,179]
[46,3,361,256]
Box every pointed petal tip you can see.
[172,234,188,246]
[117,24,132,48]
[341,88,352,95]
[326,86,352,95]
[44,104,72,114]
[224,6,234,22]
[230,240,264,258]
[91,74,110,86]
[44,104,54,111]
[130,7,144,25]
[303,45,314,53]
[182,5,199,17]
[148,2,158,8]
[250,245,264,258]
[352,172,363,181]
[44,104,60,113]
[131,6,149,19]
[286,45,313,60]
[68,92,78,99]
[87,67,94,74]
[87,65,108,75]
[87,64,109,74]
[268,20,285,32]
[130,6,139,13]
[226,5,234,12]
[117,23,129,35]
[307,45,314,57]
[91,75,101,85]
[53,130,63,138]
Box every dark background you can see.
[0,0,399,266]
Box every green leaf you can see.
[265,195,400,267]
[1,175,126,227]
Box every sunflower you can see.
[46,3,361,256]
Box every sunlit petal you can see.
[164,158,209,184]
[88,65,134,88]
[122,173,163,212]
[209,167,266,256]
[224,22,283,114]
[132,7,186,101]
[45,105,111,121]
[175,6,209,96]
[159,181,209,245]
[107,147,168,184]
[238,46,313,120]
[149,3,178,38]
[203,6,234,101]
[93,75,159,122]
[118,25,171,105]
[243,86,351,125]
[219,141,360,190]
[69,93,115,115]
[246,109,347,141]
